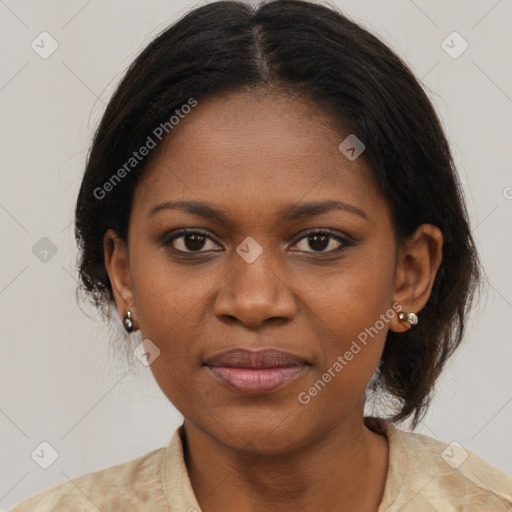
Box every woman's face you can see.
[107,91,407,454]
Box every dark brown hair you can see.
[74,0,481,428]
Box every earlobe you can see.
[389,223,443,333]
[103,228,138,329]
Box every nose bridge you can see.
[214,240,296,326]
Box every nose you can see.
[213,250,297,328]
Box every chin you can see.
[200,406,323,456]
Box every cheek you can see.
[304,246,396,394]
[128,244,227,410]
[129,240,216,343]
[312,243,396,339]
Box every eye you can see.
[162,229,221,253]
[291,229,349,254]
[162,228,351,256]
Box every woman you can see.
[11,0,512,511]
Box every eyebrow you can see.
[148,199,368,222]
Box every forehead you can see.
[132,90,385,225]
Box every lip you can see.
[205,348,308,395]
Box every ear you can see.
[103,228,138,330]
[389,223,443,333]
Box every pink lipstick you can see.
[205,348,307,395]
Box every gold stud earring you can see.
[398,311,418,326]
[123,311,135,333]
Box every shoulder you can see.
[9,445,168,512]
[382,422,512,511]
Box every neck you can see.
[183,412,389,512]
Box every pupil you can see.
[185,234,205,251]
[309,234,328,251]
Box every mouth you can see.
[204,348,309,395]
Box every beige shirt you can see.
[10,418,512,511]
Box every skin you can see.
[104,89,443,512]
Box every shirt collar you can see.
[162,425,203,511]
[162,418,403,511]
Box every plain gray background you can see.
[1,0,511,509]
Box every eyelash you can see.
[161,228,352,256]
